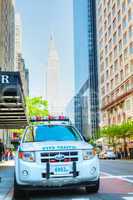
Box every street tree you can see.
[26,96,49,118]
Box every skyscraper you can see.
[15,13,29,97]
[0,0,15,71]
[73,0,99,139]
[97,0,133,126]
[15,13,22,70]
[46,35,60,114]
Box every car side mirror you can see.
[83,136,88,142]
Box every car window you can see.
[30,125,82,142]
[23,127,34,142]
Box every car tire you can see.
[85,178,100,193]
[13,176,29,200]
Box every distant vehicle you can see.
[99,150,116,160]
[14,116,100,199]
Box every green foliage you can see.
[100,120,133,139]
[26,96,49,118]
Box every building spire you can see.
[48,33,59,61]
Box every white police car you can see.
[14,116,100,199]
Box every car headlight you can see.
[82,149,96,160]
[19,151,35,162]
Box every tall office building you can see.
[46,35,60,114]
[15,13,22,70]
[97,0,133,126]
[73,0,99,139]
[15,13,29,96]
[0,0,15,71]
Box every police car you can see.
[14,116,100,198]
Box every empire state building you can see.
[46,34,60,114]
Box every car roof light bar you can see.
[30,116,70,122]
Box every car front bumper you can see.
[15,156,100,188]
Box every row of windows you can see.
[98,0,132,19]
[100,42,133,69]
[99,9,133,42]
[102,78,133,106]
[100,59,133,85]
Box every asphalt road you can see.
[1,160,133,200]
[100,160,133,176]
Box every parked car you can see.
[99,150,116,159]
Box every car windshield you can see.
[23,125,83,142]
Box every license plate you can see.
[51,165,71,175]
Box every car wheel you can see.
[13,176,29,200]
[86,178,100,193]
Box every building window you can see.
[111,79,114,89]
[107,1,111,11]
[105,32,108,43]
[113,18,116,30]
[105,57,108,68]
[104,20,107,30]
[109,39,112,49]
[115,74,119,85]
[104,8,107,18]
[113,32,117,44]
[100,50,104,61]
[117,0,120,7]
[122,17,127,29]
[122,0,126,13]
[117,10,121,22]
[105,45,108,55]
[99,27,103,39]
[107,83,110,92]
[124,48,128,60]
[129,26,133,38]
[114,46,117,57]
[106,70,109,79]
[114,59,118,71]
[130,60,133,73]
[119,40,122,53]
[110,65,113,76]
[127,0,131,4]
[123,32,127,45]
[112,4,116,16]
[108,13,111,25]
[108,25,111,37]
[101,87,105,95]
[119,55,123,66]
[128,8,132,21]
[118,25,122,37]
[109,52,113,64]
[125,64,129,76]
[129,42,133,54]
[120,69,124,81]
[101,74,105,84]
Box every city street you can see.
[0,160,133,200]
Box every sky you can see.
[16,0,74,109]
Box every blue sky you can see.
[16,0,74,107]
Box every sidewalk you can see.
[0,160,15,167]
[0,160,14,200]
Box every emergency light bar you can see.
[30,116,70,122]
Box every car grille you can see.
[40,151,78,163]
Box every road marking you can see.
[101,171,133,184]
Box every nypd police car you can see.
[14,116,100,198]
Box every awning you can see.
[0,72,28,129]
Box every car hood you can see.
[19,141,93,152]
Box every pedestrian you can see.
[0,139,4,162]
